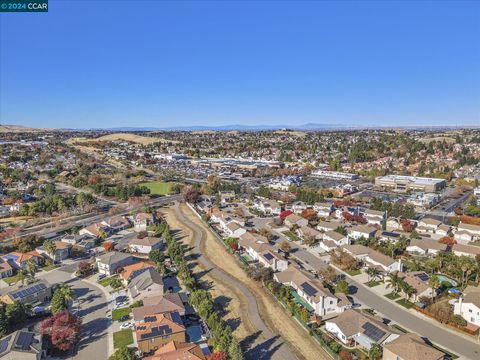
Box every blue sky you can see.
[1,0,479,129]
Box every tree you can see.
[319,266,337,283]
[335,280,349,294]
[44,239,56,259]
[207,352,228,360]
[369,343,382,360]
[5,301,29,330]
[428,276,441,303]
[149,249,165,264]
[25,259,37,277]
[385,272,402,295]
[78,261,92,277]
[103,242,114,252]
[108,346,138,360]
[17,269,27,285]
[40,310,81,352]
[51,284,75,314]
[279,241,291,254]
[109,278,123,289]
[366,267,381,282]
[228,339,244,360]
[181,185,200,203]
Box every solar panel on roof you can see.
[300,282,317,297]
[0,336,11,353]
[362,322,386,342]
[415,273,430,282]
[263,253,274,261]
[382,232,399,237]
[15,332,34,350]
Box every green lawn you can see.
[113,329,133,348]
[98,276,122,288]
[392,324,408,333]
[41,264,59,272]
[365,280,381,288]
[112,306,132,321]
[385,292,401,300]
[396,298,414,309]
[282,230,302,242]
[2,273,22,285]
[345,269,361,276]
[139,181,173,195]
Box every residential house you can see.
[363,209,386,226]
[406,238,448,257]
[96,252,135,275]
[313,202,334,218]
[225,222,247,238]
[274,266,350,316]
[454,285,480,326]
[348,225,377,241]
[61,233,95,246]
[129,236,163,254]
[1,281,52,305]
[121,261,155,283]
[128,268,165,301]
[79,223,110,238]
[133,293,186,322]
[320,230,350,252]
[0,329,44,360]
[416,218,442,236]
[101,216,131,232]
[316,220,342,233]
[238,232,288,272]
[2,252,43,270]
[219,191,235,204]
[135,312,186,353]
[342,245,402,273]
[35,241,72,262]
[386,217,403,232]
[378,231,402,244]
[452,243,480,259]
[383,333,445,360]
[435,224,451,239]
[297,226,322,241]
[0,260,13,279]
[284,214,308,228]
[133,212,155,232]
[325,309,399,350]
[144,341,206,360]
[455,223,480,243]
[398,272,436,302]
[252,198,281,215]
[291,201,308,214]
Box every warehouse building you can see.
[375,175,446,193]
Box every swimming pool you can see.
[435,274,458,287]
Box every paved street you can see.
[348,276,480,360]
[36,261,112,360]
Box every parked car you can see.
[118,315,130,322]
[120,322,133,330]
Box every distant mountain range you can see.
[85,123,357,132]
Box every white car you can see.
[120,322,133,330]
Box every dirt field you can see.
[178,203,328,360]
[274,130,307,137]
[419,136,456,144]
[161,207,256,341]
[68,133,179,145]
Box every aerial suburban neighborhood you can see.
[1,1,479,360]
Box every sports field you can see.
[140,181,173,195]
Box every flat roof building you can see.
[375,175,446,193]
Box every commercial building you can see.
[311,170,359,180]
[375,175,446,193]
